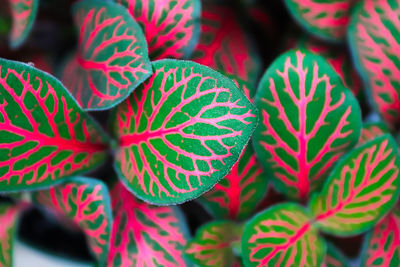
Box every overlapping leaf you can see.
[32,177,112,265]
[311,135,400,235]
[253,50,361,200]
[115,0,201,59]
[62,0,152,110]
[8,0,38,48]
[242,203,325,267]
[111,60,257,205]
[108,182,190,267]
[199,146,267,221]
[0,203,21,267]
[284,0,353,41]
[348,0,400,128]
[297,37,362,99]
[323,243,349,267]
[185,221,242,267]
[359,122,389,145]
[0,58,108,192]
[191,3,261,90]
[362,209,400,267]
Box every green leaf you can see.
[0,58,109,192]
[242,203,325,267]
[110,59,258,205]
[62,0,152,110]
[310,135,400,235]
[0,203,21,267]
[324,242,349,267]
[185,221,242,267]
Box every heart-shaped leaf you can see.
[114,0,201,60]
[191,3,261,90]
[359,122,389,145]
[242,203,325,267]
[348,0,400,129]
[185,221,242,267]
[323,242,349,267]
[297,37,362,99]
[253,50,361,200]
[108,182,190,266]
[111,59,257,205]
[0,203,21,267]
[62,0,152,110]
[8,0,38,49]
[0,58,109,192]
[199,146,267,221]
[362,209,400,267]
[310,135,400,235]
[284,0,353,41]
[32,177,112,265]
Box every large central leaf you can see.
[0,58,109,192]
[115,0,201,59]
[108,182,190,267]
[111,60,257,205]
[33,177,112,266]
[62,0,152,110]
[241,203,325,267]
[253,50,361,200]
[311,135,400,235]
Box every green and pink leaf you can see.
[0,203,21,267]
[111,60,257,205]
[108,182,190,267]
[311,135,400,235]
[359,122,389,145]
[0,58,109,192]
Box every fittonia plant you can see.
[0,0,400,266]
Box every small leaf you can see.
[191,3,261,90]
[359,122,389,145]
[62,0,152,110]
[297,37,362,99]
[115,0,201,59]
[199,146,268,221]
[324,242,349,267]
[348,0,400,128]
[284,0,352,41]
[111,59,257,205]
[0,203,21,267]
[0,58,109,192]
[242,203,325,267]
[362,209,400,267]
[253,50,362,200]
[8,0,39,49]
[108,182,190,266]
[33,177,112,265]
[185,221,242,267]
[311,135,400,235]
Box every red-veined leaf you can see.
[323,242,349,267]
[32,177,112,265]
[0,58,109,192]
[108,182,190,267]
[185,221,242,267]
[310,135,400,235]
[199,146,268,221]
[284,0,353,41]
[348,0,400,129]
[362,209,400,267]
[111,59,257,205]
[359,122,389,145]
[297,37,362,99]
[191,3,261,90]
[0,203,21,267]
[253,49,362,200]
[241,203,325,267]
[62,0,152,110]
[8,0,38,49]
[115,0,201,60]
